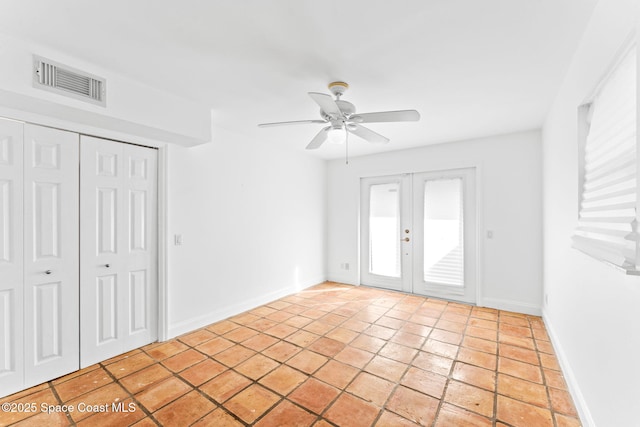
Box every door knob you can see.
[402,237,410,242]
[45,270,52,275]
[405,229,410,234]
[105,264,110,268]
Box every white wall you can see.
[541,1,640,425]
[327,130,542,314]
[166,127,327,337]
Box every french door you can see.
[360,168,477,303]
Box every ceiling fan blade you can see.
[306,126,331,150]
[258,119,326,128]
[350,110,420,123]
[308,92,342,117]
[349,124,390,144]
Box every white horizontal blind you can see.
[573,47,638,272]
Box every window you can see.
[572,45,638,274]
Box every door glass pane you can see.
[423,178,464,286]
[369,183,401,277]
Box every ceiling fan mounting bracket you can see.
[328,81,349,98]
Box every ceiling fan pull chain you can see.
[345,127,349,165]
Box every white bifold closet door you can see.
[80,135,157,368]
[24,124,80,387]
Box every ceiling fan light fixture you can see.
[327,126,346,144]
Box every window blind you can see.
[572,47,638,273]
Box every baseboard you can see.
[480,297,542,316]
[327,272,358,286]
[542,309,595,427]
[167,277,324,339]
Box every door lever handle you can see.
[105,264,110,268]
[45,270,52,275]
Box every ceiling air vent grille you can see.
[33,55,106,107]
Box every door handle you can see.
[402,237,410,242]
[45,270,52,275]
[105,264,110,268]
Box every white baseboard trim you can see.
[542,309,594,426]
[167,277,324,339]
[327,273,358,286]
[480,297,541,316]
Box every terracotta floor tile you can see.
[466,326,498,342]
[351,334,386,353]
[267,300,292,310]
[153,391,216,427]
[533,328,551,342]
[334,347,375,369]
[375,410,420,426]
[379,342,418,364]
[471,309,498,322]
[223,384,281,424]
[286,350,328,374]
[303,320,335,335]
[322,313,348,326]
[285,330,321,347]
[400,366,447,399]
[54,367,113,401]
[231,313,260,325]
[342,318,371,333]
[457,348,497,370]
[10,410,69,427]
[195,336,235,356]
[462,336,497,354]
[497,373,549,408]
[262,340,302,362]
[498,334,535,350]
[468,318,498,330]
[435,319,466,334]
[254,400,316,427]
[500,314,530,327]
[75,398,144,427]
[549,387,578,416]
[386,386,439,426]
[386,309,413,320]
[555,413,582,427]
[540,353,561,371]
[145,340,189,360]
[251,306,278,317]
[444,381,494,417]
[364,324,396,340]
[543,368,568,390]
[200,370,251,403]
[399,322,433,338]
[499,323,532,338]
[314,360,359,389]
[536,340,555,354]
[51,364,100,385]
[325,326,359,344]
[498,357,543,383]
[67,383,131,422]
[247,318,279,332]
[101,349,142,365]
[0,388,58,425]
[134,376,192,413]
[179,358,227,386]
[435,402,492,427]
[430,328,464,345]
[409,314,438,327]
[241,333,279,352]
[214,344,256,367]
[375,315,405,329]
[411,351,454,376]
[423,338,459,359]
[266,311,295,323]
[235,353,280,380]
[192,407,243,427]
[347,372,395,406]
[259,365,308,395]
[105,352,156,379]
[452,362,496,392]
[120,363,173,394]
[499,343,539,365]
[324,392,380,427]
[178,329,215,347]
[161,348,206,373]
[496,395,554,427]
[289,378,340,414]
[365,355,408,382]
[301,308,327,319]
[284,315,314,328]
[205,320,239,335]
[223,326,259,343]
[307,337,346,357]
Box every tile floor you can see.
[0,282,581,426]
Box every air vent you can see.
[33,55,106,107]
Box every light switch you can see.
[487,230,493,239]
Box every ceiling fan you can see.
[258,82,420,150]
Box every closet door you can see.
[0,119,24,397]
[23,124,79,387]
[80,136,157,367]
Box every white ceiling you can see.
[0,0,597,159]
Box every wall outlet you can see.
[174,234,183,246]
[545,293,549,305]
[340,263,350,270]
